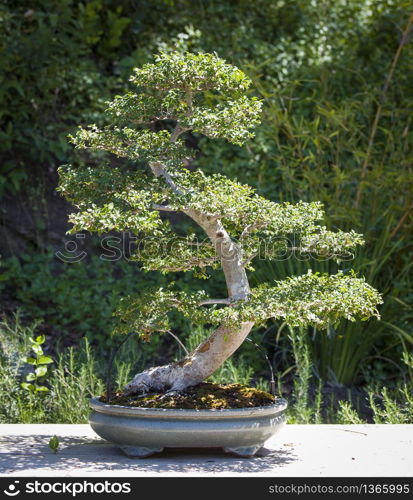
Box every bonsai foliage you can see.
[58,52,382,394]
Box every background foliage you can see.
[0,0,412,422]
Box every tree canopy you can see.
[58,51,382,340]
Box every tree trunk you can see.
[124,210,254,395]
[124,321,254,393]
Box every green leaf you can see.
[35,366,48,377]
[35,335,46,345]
[21,382,35,391]
[37,356,54,365]
[48,435,59,453]
[23,356,37,365]
[35,385,49,392]
[25,372,36,381]
[32,345,43,355]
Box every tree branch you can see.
[152,203,176,212]
[241,252,258,267]
[199,298,232,306]
[170,124,190,143]
[148,161,185,196]
[148,158,250,300]
[240,222,264,239]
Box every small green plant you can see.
[21,335,54,394]
[289,327,313,423]
[48,435,59,454]
[337,401,365,424]
[367,353,413,424]
[0,316,106,424]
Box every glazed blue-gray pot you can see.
[89,397,287,458]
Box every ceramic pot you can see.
[89,396,287,457]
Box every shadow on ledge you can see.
[0,433,298,475]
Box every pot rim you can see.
[89,396,288,419]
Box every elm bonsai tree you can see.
[58,52,382,396]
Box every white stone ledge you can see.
[0,424,412,477]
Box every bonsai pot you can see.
[89,396,288,458]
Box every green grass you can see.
[1,316,411,424]
[284,324,413,424]
[0,313,145,423]
[0,314,103,423]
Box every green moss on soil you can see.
[100,382,276,409]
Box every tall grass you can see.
[1,316,411,424]
[287,327,313,423]
[366,352,413,424]
[0,314,105,423]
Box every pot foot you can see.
[120,445,164,458]
[223,444,263,457]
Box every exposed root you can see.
[123,363,193,395]
[124,321,255,395]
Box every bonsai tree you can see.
[58,52,382,396]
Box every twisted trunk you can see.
[124,206,253,395]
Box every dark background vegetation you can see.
[0,0,412,423]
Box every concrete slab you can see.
[0,424,412,477]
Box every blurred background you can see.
[0,0,412,424]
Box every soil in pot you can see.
[100,382,276,409]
